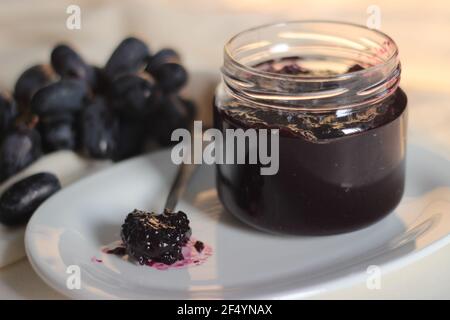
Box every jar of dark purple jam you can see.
[214,21,407,235]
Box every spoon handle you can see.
[164,162,197,212]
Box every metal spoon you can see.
[164,161,197,212]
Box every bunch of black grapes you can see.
[0,37,196,183]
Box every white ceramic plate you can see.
[25,145,450,299]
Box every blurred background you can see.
[0,0,449,148]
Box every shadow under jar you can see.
[214,21,407,235]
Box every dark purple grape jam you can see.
[121,209,192,265]
[214,59,407,235]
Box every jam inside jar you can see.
[214,21,407,235]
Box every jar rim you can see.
[224,20,399,82]
[221,20,401,111]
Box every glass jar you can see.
[213,21,407,235]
